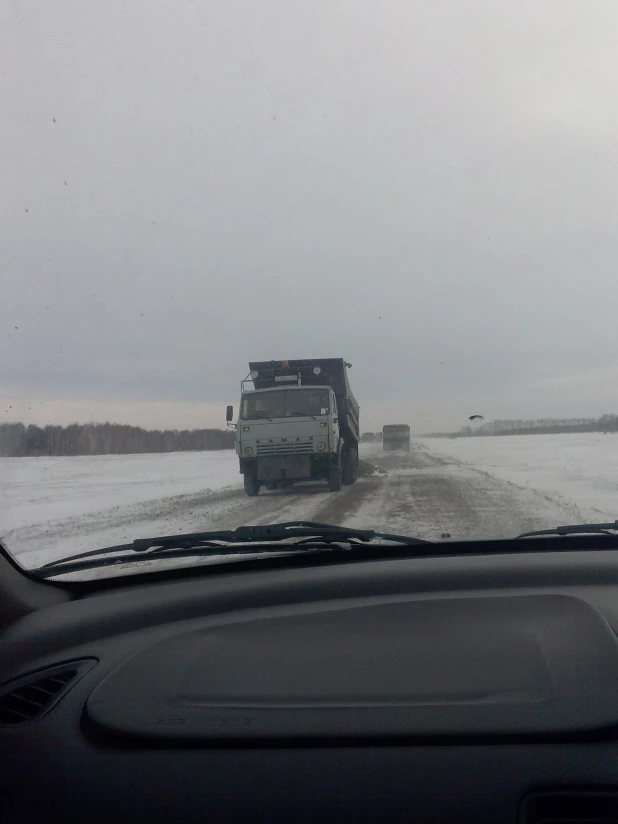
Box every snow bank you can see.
[0,451,241,533]
[419,433,618,522]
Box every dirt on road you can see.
[189,443,584,542]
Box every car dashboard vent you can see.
[0,659,96,725]
[521,791,618,823]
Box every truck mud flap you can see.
[257,455,311,481]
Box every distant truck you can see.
[227,358,360,496]
[382,424,411,452]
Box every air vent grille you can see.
[0,659,96,725]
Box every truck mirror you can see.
[225,405,233,422]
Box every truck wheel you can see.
[243,473,260,497]
[342,448,352,485]
[328,464,342,492]
[351,448,358,482]
[342,446,358,485]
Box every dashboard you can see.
[4,545,618,822]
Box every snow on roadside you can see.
[419,433,618,523]
[0,450,241,532]
[0,450,242,565]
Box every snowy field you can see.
[0,451,242,567]
[418,433,618,524]
[2,433,618,574]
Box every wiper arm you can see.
[517,521,618,539]
[38,521,432,574]
[133,521,385,550]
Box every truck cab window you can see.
[286,390,329,417]
[242,392,285,420]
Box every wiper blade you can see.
[517,521,618,539]
[131,521,431,550]
[38,521,432,573]
[133,521,382,550]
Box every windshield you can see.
[242,390,330,420]
[3,1,618,580]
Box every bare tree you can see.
[0,422,235,457]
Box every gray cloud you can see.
[3,0,618,432]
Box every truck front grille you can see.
[257,441,314,456]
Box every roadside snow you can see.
[0,450,241,566]
[0,451,241,532]
[419,433,618,523]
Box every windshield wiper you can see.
[130,521,411,550]
[517,521,618,539]
[37,521,432,575]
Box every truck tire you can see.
[243,472,260,497]
[342,445,358,485]
[328,464,342,492]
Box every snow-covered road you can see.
[1,433,617,570]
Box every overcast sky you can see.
[3,0,618,433]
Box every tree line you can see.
[0,422,235,457]
[425,414,618,439]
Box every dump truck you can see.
[226,358,360,496]
[382,424,411,452]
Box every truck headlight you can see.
[244,446,254,456]
[316,441,326,451]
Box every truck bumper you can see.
[256,455,312,481]
[240,454,332,482]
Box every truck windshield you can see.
[242,389,330,420]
